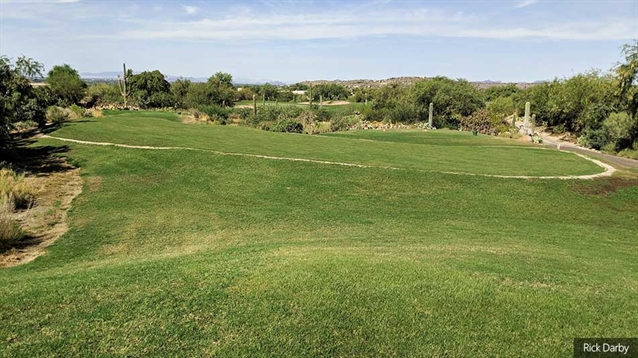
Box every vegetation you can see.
[46,64,87,107]
[0,111,635,356]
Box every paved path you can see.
[42,135,615,180]
[540,136,638,169]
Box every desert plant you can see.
[68,104,87,118]
[270,119,303,133]
[577,128,610,150]
[0,168,38,210]
[46,106,71,123]
[0,201,24,249]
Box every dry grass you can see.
[0,201,24,248]
[0,168,39,210]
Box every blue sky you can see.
[1,0,636,83]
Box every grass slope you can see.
[51,111,600,176]
[1,111,636,356]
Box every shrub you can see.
[603,112,636,151]
[232,108,253,121]
[0,168,38,210]
[68,104,87,118]
[386,103,418,124]
[271,119,304,133]
[577,128,610,150]
[46,106,71,123]
[0,201,24,249]
[330,115,359,132]
[199,105,230,124]
[314,108,332,122]
[13,120,38,133]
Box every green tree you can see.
[616,41,638,118]
[1,56,47,146]
[46,64,87,106]
[171,78,191,109]
[129,70,172,108]
[15,55,45,80]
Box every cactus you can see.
[116,63,130,108]
[512,110,517,128]
[252,94,257,116]
[262,94,266,106]
[275,98,278,107]
[524,102,530,129]
[319,94,323,108]
[309,84,313,107]
[428,102,433,128]
[531,114,536,134]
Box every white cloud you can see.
[118,9,636,42]
[183,5,199,15]
[514,0,537,9]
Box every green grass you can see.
[1,111,636,356]
[49,112,600,176]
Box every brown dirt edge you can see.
[0,166,83,268]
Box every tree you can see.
[171,78,191,109]
[46,64,87,106]
[129,70,172,108]
[14,55,45,80]
[183,72,236,108]
[616,41,638,118]
[411,77,484,125]
[1,56,47,146]
[258,83,279,101]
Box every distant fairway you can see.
[1,111,636,356]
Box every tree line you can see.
[2,42,638,158]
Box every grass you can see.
[1,111,636,356]
[49,111,600,176]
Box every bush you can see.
[199,105,230,124]
[603,112,636,151]
[577,128,610,150]
[386,103,418,124]
[232,108,254,121]
[69,104,87,118]
[13,120,38,133]
[46,106,71,123]
[0,168,38,210]
[0,201,24,249]
[270,119,304,133]
[330,115,359,132]
[314,108,332,122]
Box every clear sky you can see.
[1,0,636,83]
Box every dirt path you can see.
[42,135,615,180]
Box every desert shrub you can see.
[616,147,638,160]
[69,104,87,118]
[459,109,508,134]
[603,112,637,151]
[386,103,418,124]
[330,115,359,132]
[0,168,38,210]
[232,108,253,121]
[577,128,610,150]
[0,201,24,248]
[13,120,38,133]
[46,106,71,123]
[199,105,230,124]
[271,119,303,133]
[314,108,332,122]
[88,109,103,118]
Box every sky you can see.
[0,0,637,83]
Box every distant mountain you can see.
[301,77,541,90]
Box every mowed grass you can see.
[1,111,637,356]
[51,111,600,176]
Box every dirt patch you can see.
[570,176,638,196]
[86,176,102,192]
[0,167,83,268]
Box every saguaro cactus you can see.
[531,114,536,134]
[512,110,518,128]
[117,63,130,108]
[252,94,257,116]
[319,94,323,108]
[428,102,433,128]
[524,102,531,129]
[309,84,313,106]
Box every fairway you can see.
[1,111,637,356]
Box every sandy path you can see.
[42,135,615,180]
